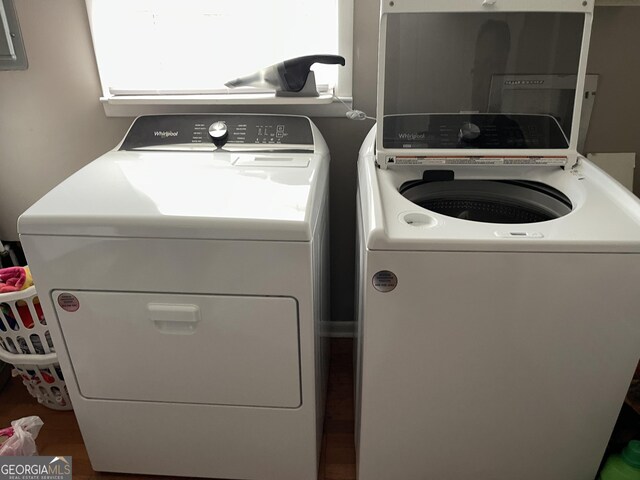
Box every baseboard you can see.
[323,321,356,338]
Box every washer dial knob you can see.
[209,121,229,148]
[459,122,481,143]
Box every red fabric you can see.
[16,303,34,329]
[0,267,26,293]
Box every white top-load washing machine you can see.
[18,114,330,480]
[356,2,640,479]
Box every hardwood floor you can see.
[0,339,356,480]
[320,339,356,480]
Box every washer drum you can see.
[399,180,572,224]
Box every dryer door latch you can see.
[148,303,200,335]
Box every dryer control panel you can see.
[120,114,314,152]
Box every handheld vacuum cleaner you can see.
[225,54,346,97]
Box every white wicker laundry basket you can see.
[0,286,72,410]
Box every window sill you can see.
[100,93,353,118]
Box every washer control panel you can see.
[120,114,314,151]
[383,113,569,150]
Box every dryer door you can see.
[53,291,301,408]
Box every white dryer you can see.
[356,2,640,480]
[19,114,330,480]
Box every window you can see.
[0,0,27,70]
[86,0,353,114]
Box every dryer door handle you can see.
[148,303,200,335]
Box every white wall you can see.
[0,0,131,240]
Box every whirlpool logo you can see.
[398,132,426,141]
[154,130,179,138]
[0,456,72,480]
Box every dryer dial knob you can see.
[209,121,229,148]
[459,122,481,142]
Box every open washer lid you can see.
[18,114,328,241]
[375,0,595,169]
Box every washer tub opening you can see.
[398,179,572,224]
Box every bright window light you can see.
[87,0,349,98]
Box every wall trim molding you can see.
[323,321,356,338]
